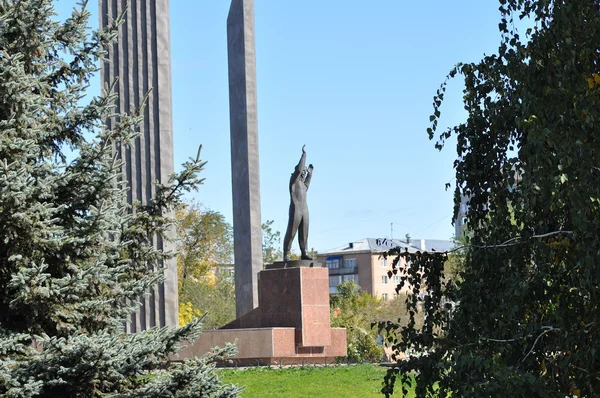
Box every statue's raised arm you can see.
[295,144,307,173]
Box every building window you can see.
[393,275,401,284]
[343,274,358,284]
[382,293,388,301]
[344,258,356,268]
[381,275,388,284]
[381,258,387,268]
[326,259,340,269]
[329,275,342,287]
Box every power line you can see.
[414,214,451,236]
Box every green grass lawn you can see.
[219,364,414,398]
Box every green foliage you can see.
[444,235,467,282]
[330,281,385,363]
[176,202,233,290]
[180,271,236,330]
[261,220,282,264]
[382,1,600,396]
[175,202,234,328]
[0,1,238,396]
[377,251,448,397]
[378,293,425,339]
[220,364,394,398]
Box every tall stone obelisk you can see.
[227,0,263,318]
[99,0,178,331]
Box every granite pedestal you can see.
[176,266,346,365]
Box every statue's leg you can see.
[298,212,311,260]
[283,204,301,261]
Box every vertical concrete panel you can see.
[99,0,178,331]
[227,0,263,318]
[155,0,178,329]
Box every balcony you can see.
[327,266,357,276]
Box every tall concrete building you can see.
[99,0,178,331]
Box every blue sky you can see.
[56,1,505,252]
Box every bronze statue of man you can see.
[283,145,313,261]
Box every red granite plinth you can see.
[176,267,347,364]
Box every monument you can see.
[213,142,346,364]
[99,0,178,331]
[266,146,319,270]
[99,0,347,362]
[176,1,347,364]
[283,145,314,262]
[227,0,263,318]
[181,147,345,363]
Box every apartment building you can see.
[317,237,454,300]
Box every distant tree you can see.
[287,251,300,261]
[0,1,239,396]
[261,220,282,264]
[180,271,236,330]
[330,281,384,363]
[175,203,233,326]
[176,203,233,290]
[378,293,425,335]
[381,1,600,396]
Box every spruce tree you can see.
[0,0,239,396]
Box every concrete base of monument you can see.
[175,327,347,366]
[175,267,347,365]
